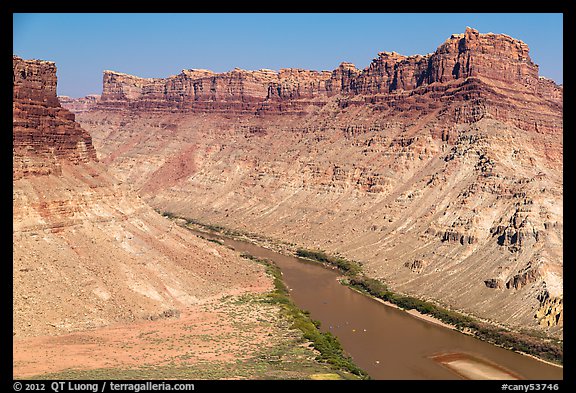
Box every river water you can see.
[193,229,562,380]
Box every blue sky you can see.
[13,13,563,97]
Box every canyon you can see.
[66,27,563,338]
[12,57,270,336]
[13,55,274,337]
[14,56,347,379]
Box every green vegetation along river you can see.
[189,227,562,380]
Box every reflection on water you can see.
[193,229,562,380]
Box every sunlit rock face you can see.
[69,28,562,337]
[13,56,271,338]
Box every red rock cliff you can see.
[429,27,537,85]
[102,28,554,111]
[100,67,332,113]
[94,28,561,134]
[13,56,97,179]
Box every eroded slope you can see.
[13,56,271,338]
[70,28,563,337]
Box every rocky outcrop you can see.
[326,62,361,95]
[99,67,331,113]
[491,209,540,252]
[484,260,543,291]
[353,51,429,93]
[13,56,97,179]
[404,259,428,274]
[426,221,478,246]
[484,278,504,289]
[535,289,563,327]
[429,28,537,86]
[349,27,538,94]
[269,68,332,100]
[506,264,542,290]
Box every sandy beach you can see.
[431,352,522,380]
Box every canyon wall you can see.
[13,56,271,337]
[87,27,561,138]
[93,28,561,131]
[71,28,563,337]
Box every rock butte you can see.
[62,27,562,337]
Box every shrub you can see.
[242,252,369,379]
[296,249,362,276]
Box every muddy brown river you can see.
[193,229,562,380]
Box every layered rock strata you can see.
[94,28,561,134]
[73,28,562,337]
[13,56,271,337]
[13,57,97,179]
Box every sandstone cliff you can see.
[13,57,97,179]
[13,56,271,337]
[73,28,562,337]
[94,28,561,133]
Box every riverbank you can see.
[163,212,563,368]
[238,253,369,379]
[14,294,357,380]
[345,284,456,331]
[341,271,563,368]
[346,284,562,370]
